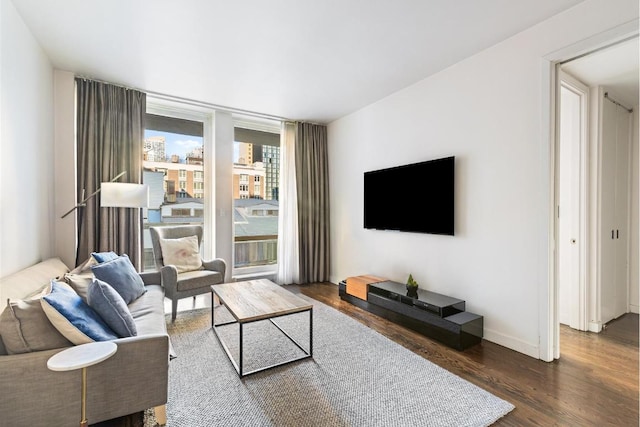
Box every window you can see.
[144,109,281,276]
[171,208,191,217]
[142,112,205,271]
[233,123,281,273]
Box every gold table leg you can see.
[80,366,88,427]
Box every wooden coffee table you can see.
[211,279,313,377]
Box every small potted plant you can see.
[406,274,419,298]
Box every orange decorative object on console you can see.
[345,275,387,300]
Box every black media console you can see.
[338,279,483,350]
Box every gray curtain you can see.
[75,78,146,270]
[295,122,330,283]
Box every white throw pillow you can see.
[159,235,203,273]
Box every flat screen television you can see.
[363,156,455,235]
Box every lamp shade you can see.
[100,183,149,208]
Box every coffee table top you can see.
[212,279,312,322]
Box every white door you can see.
[557,73,587,329]
[613,106,631,317]
[600,95,631,324]
[558,84,581,328]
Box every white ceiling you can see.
[11,0,589,123]
[562,37,640,109]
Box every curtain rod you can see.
[74,74,294,123]
[145,90,292,123]
[604,92,633,113]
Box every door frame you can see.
[540,20,639,362]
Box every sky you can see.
[144,129,202,161]
[144,129,239,161]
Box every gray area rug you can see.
[147,295,514,426]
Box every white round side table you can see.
[48,341,117,427]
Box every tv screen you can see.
[363,156,454,235]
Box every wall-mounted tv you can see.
[364,156,455,235]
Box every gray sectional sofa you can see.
[0,257,170,426]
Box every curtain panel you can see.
[275,122,300,285]
[75,78,146,269]
[295,122,330,283]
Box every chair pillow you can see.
[0,291,72,354]
[87,278,137,338]
[159,235,203,273]
[91,254,146,304]
[91,251,119,263]
[41,281,118,345]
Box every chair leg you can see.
[171,299,178,322]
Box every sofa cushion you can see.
[41,281,118,345]
[159,235,202,273]
[70,256,98,274]
[128,285,166,335]
[87,278,137,338]
[91,255,146,304]
[63,257,98,303]
[64,271,93,303]
[0,257,69,305]
[128,284,176,358]
[91,251,119,263]
[0,290,72,354]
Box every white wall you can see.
[327,0,638,359]
[0,0,55,277]
[54,70,77,269]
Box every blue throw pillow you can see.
[87,278,137,338]
[91,254,146,304]
[91,251,119,263]
[40,281,118,345]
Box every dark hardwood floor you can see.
[293,282,639,427]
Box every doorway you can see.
[553,34,639,357]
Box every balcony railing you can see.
[142,223,276,271]
[233,235,277,268]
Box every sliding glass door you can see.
[232,121,281,278]
[142,112,205,271]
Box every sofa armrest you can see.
[0,334,169,426]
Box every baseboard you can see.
[588,321,603,333]
[629,304,639,314]
[482,328,540,360]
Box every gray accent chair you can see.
[150,225,226,322]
